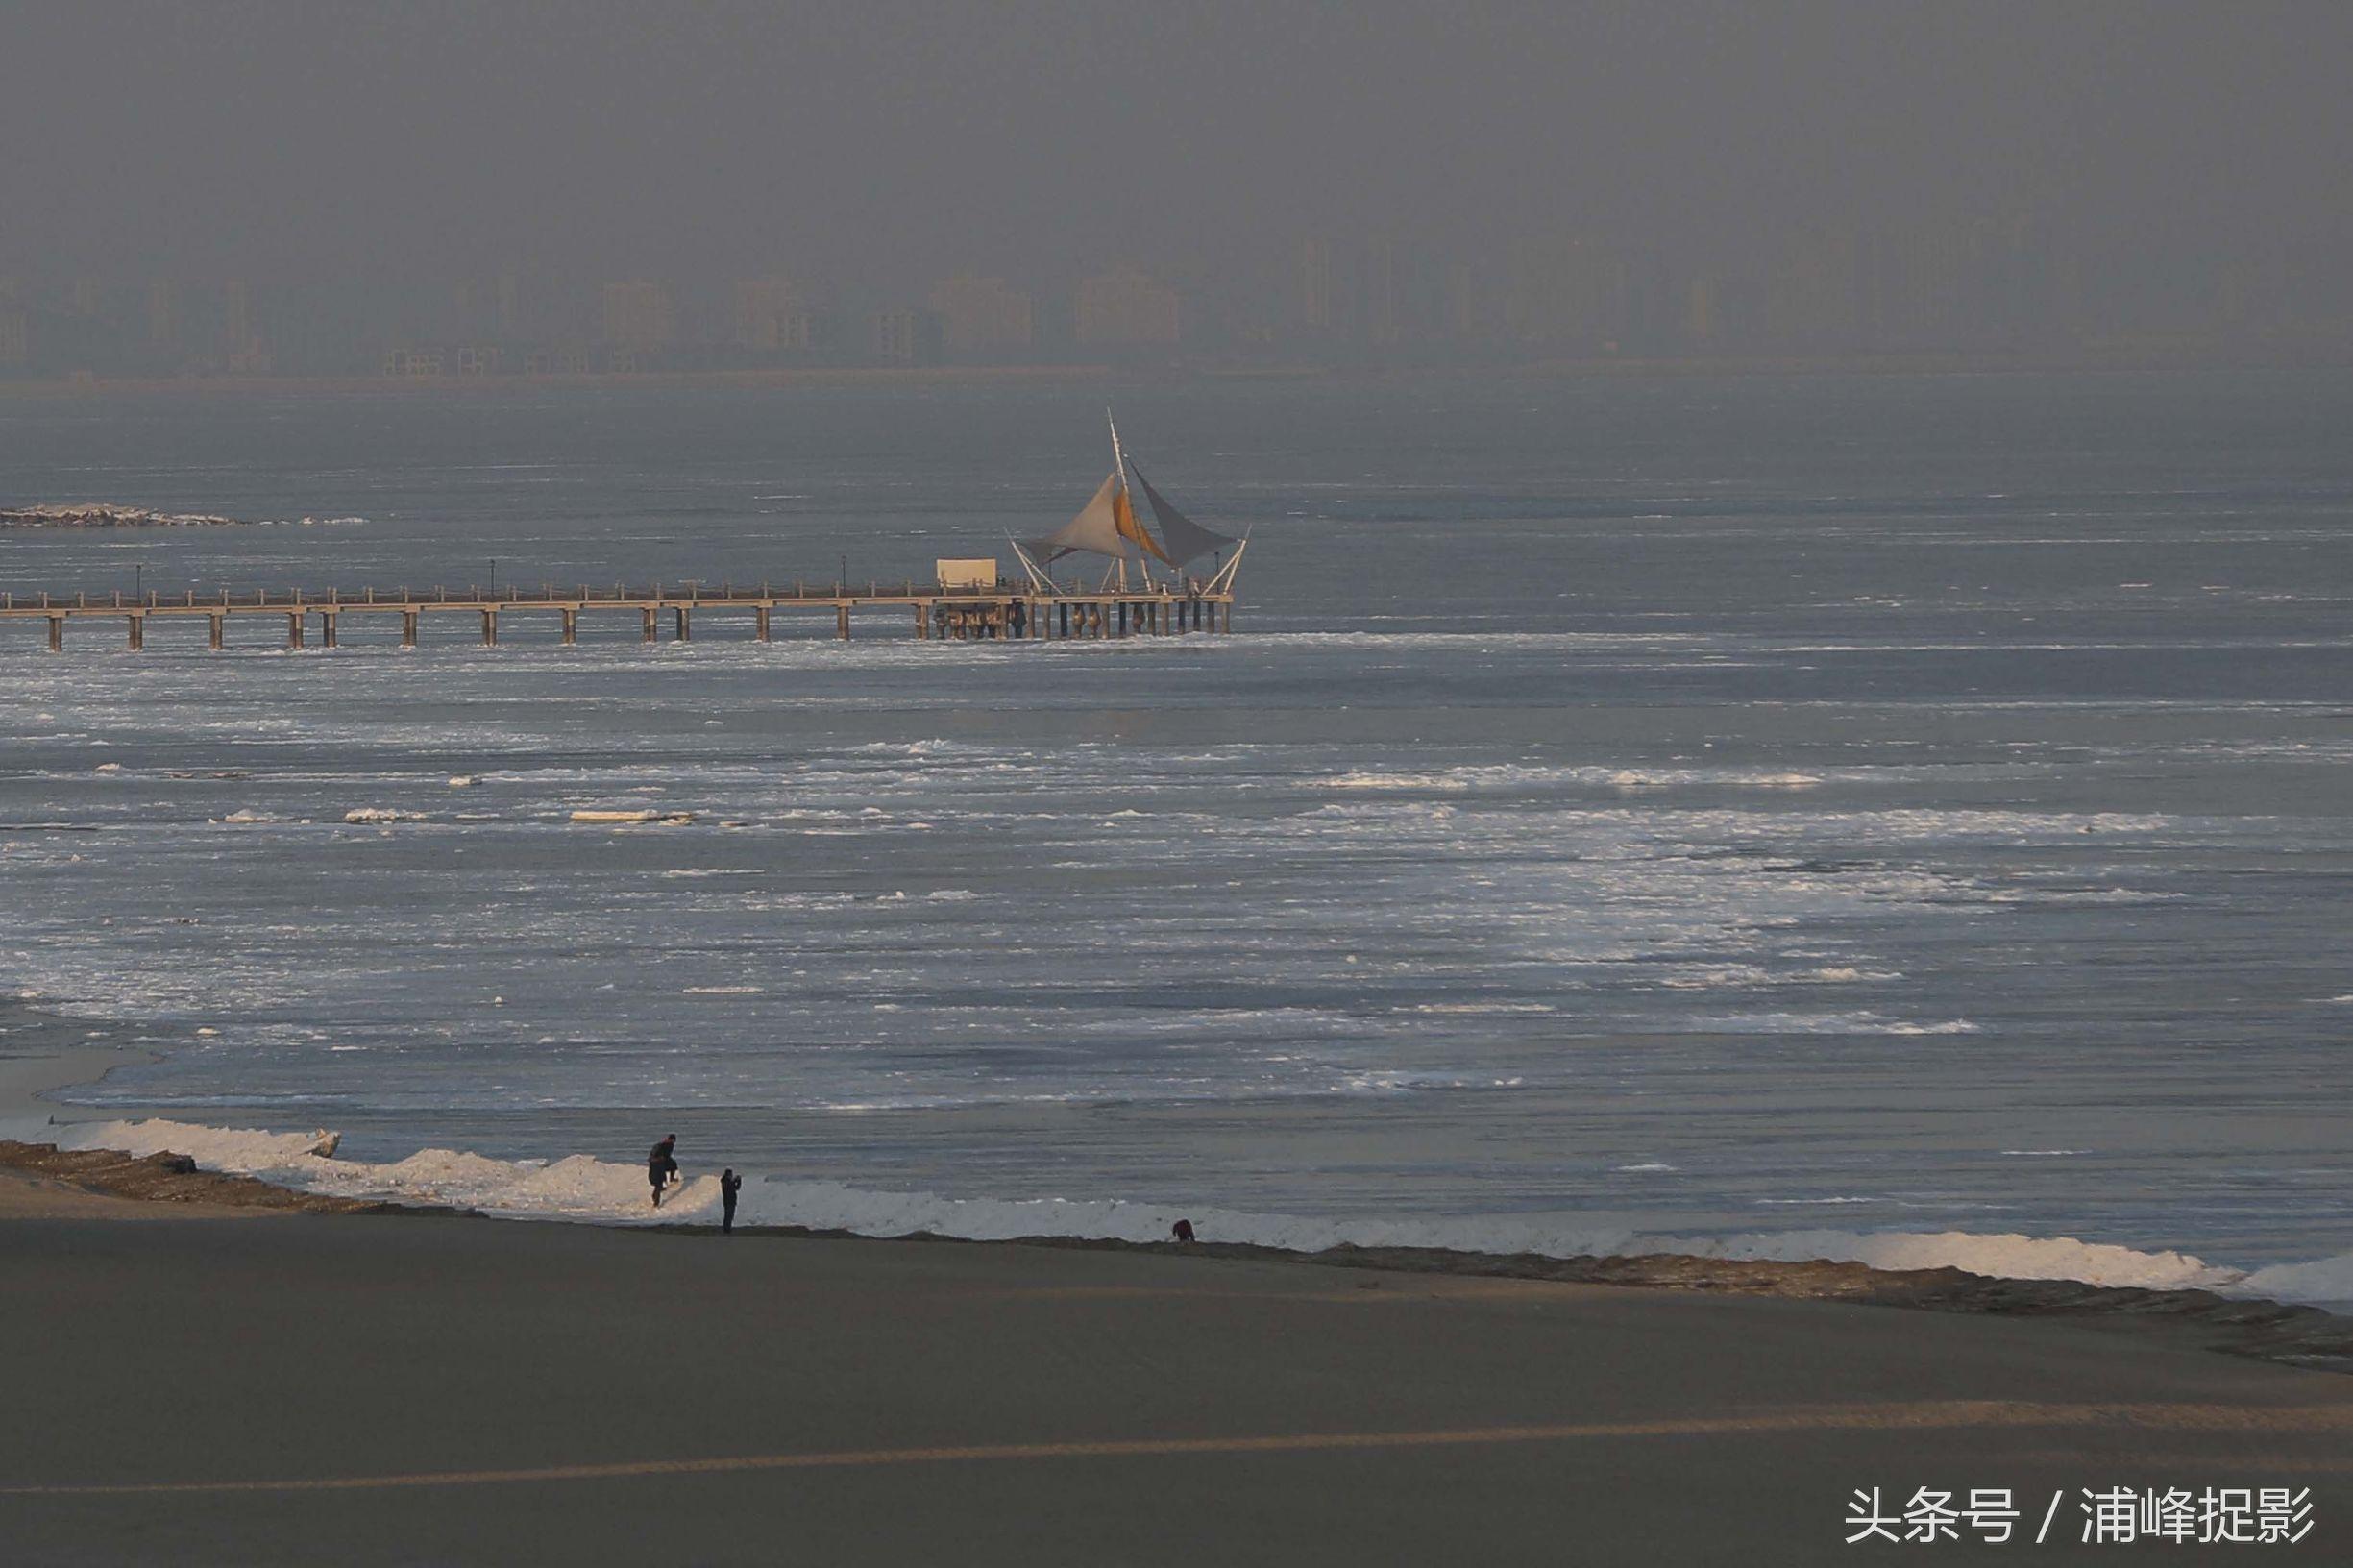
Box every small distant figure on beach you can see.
[1170,1218,1196,1243]
[648,1135,679,1208]
[720,1168,742,1233]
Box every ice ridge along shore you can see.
[22,1116,2353,1316]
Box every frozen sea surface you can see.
[3,371,2349,1290]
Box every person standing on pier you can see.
[648,1135,679,1208]
[720,1168,742,1233]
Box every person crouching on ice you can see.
[649,1134,679,1208]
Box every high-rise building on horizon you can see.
[926,276,1033,357]
[146,281,178,353]
[1684,276,1717,345]
[1298,237,1335,335]
[1075,267,1181,349]
[222,279,255,356]
[732,276,802,353]
[601,280,675,353]
[1504,236,1629,352]
[870,307,944,365]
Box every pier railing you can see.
[0,576,1237,649]
[0,579,1114,610]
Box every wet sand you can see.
[0,1041,153,1124]
[5,1169,2348,1565]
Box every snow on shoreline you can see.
[40,1116,2352,1308]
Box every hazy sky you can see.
[5,1,2348,290]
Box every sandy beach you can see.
[7,1036,2351,1561]
[3,1141,2345,1565]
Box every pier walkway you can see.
[0,580,1236,651]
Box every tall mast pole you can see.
[1106,407,1153,590]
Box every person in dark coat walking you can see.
[649,1135,679,1208]
[720,1168,742,1234]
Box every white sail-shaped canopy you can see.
[1023,471,1174,564]
[1129,463,1238,566]
[1022,472,1129,563]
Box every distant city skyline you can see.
[4,4,2348,377]
[3,206,2348,380]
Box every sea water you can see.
[3,371,2349,1301]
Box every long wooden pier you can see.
[0,580,1237,651]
